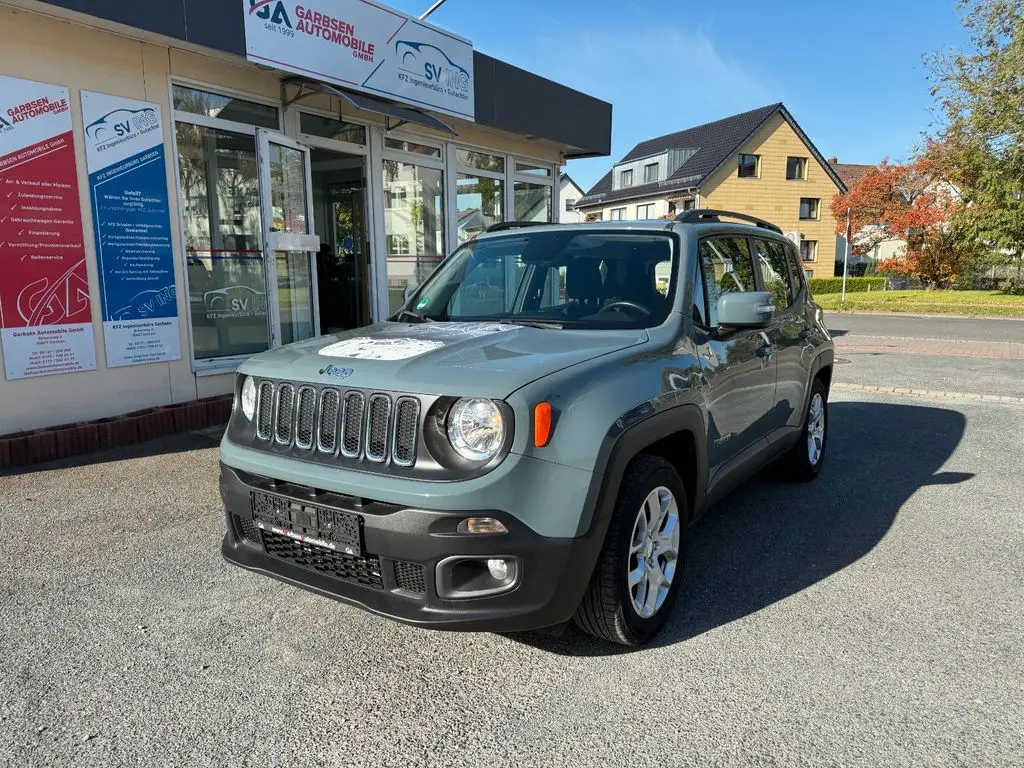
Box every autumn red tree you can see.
[831,157,978,288]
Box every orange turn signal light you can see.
[533,402,553,447]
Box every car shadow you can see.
[506,401,970,656]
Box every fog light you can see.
[457,517,508,535]
[487,558,509,581]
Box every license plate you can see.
[250,491,362,556]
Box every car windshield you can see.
[399,229,678,329]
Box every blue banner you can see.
[82,92,180,368]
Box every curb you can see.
[833,382,1024,405]
[0,395,232,470]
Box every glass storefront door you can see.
[256,130,320,346]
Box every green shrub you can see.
[1001,277,1024,296]
[808,277,887,295]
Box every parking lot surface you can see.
[3,383,1022,767]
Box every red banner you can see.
[0,76,95,379]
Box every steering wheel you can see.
[600,300,651,316]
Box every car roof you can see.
[471,218,788,243]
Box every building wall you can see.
[578,194,675,222]
[557,177,585,223]
[0,5,562,435]
[699,112,842,277]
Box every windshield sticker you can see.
[320,337,445,361]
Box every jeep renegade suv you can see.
[220,210,834,646]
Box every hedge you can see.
[808,277,886,294]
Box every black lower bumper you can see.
[219,463,602,633]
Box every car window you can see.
[691,260,709,327]
[753,238,794,310]
[782,240,806,297]
[447,253,522,316]
[699,236,755,326]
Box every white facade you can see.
[557,174,586,223]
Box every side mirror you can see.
[403,283,418,303]
[717,291,774,329]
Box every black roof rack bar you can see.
[482,220,550,233]
[674,208,783,234]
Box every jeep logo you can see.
[319,365,354,379]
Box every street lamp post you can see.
[841,208,852,304]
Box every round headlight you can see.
[446,398,505,461]
[240,376,257,421]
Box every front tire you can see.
[574,455,688,646]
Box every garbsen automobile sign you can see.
[243,0,474,121]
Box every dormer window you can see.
[620,169,633,187]
[644,163,659,183]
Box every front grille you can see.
[393,560,426,593]
[256,382,274,440]
[317,389,340,453]
[261,529,383,590]
[295,387,316,450]
[275,384,295,444]
[392,398,420,467]
[253,380,421,467]
[341,392,365,458]
[365,394,392,462]
[234,514,262,544]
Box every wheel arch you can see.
[578,402,709,538]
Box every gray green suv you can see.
[220,209,834,646]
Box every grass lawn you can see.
[813,290,1024,318]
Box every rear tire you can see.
[784,378,829,482]
[574,455,688,646]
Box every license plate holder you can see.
[250,491,363,556]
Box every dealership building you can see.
[0,0,610,437]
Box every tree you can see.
[926,0,1024,271]
[831,158,978,287]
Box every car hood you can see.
[238,321,648,399]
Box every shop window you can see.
[457,173,504,243]
[298,112,366,145]
[385,187,408,209]
[174,122,269,360]
[513,181,552,224]
[383,160,444,313]
[787,156,807,180]
[799,198,820,220]
[515,161,551,177]
[644,163,659,183]
[636,203,655,219]
[737,153,759,178]
[172,85,279,129]
[456,149,505,173]
[384,137,441,158]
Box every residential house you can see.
[829,158,906,276]
[558,173,586,223]
[575,104,847,277]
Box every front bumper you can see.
[219,463,603,632]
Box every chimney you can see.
[827,156,838,164]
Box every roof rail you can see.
[482,220,550,234]
[674,208,783,234]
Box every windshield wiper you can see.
[394,309,434,323]
[499,318,564,330]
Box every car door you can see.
[752,237,807,435]
[693,235,778,479]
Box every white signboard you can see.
[243,0,474,121]
[0,76,97,380]
[81,91,181,368]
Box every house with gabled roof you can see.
[575,103,848,277]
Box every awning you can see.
[281,77,456,136]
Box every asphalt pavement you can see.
[2,317,1023,767]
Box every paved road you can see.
[827,312,1023,343]
[3,405,1023,764]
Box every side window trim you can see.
[691,250,711,329]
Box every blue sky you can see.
[387,0,971,192]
